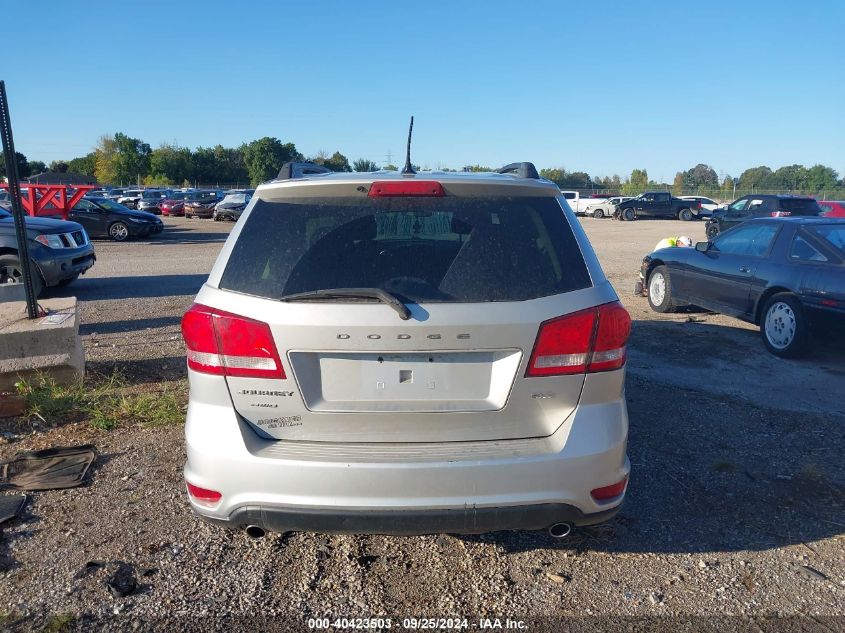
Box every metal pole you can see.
[0,81,39,319]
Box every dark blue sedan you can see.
[641,217,845,357]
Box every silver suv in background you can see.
[182,161,631,537]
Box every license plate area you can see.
[288,350,522,413]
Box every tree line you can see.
[3,137,843,197]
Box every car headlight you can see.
[34,234,65,249]
[127,218,148,223]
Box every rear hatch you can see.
[188,180,621,443]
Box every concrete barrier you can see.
[0,297,84,390]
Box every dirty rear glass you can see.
[219,196,591,303]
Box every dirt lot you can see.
[1,216,843,632]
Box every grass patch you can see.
[16,373,185,431]
[42,614,75,633]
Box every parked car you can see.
[705,195,824,239]
[117,189,145,209]
[85,189,110,199]
[818,200,845,218]
[560,191,609,215]
[584,196,633,219]
[0,201,96,296]
[104,188,127,201]
[641,217,845,357]
[161,191,189,216]
[615,192,701,221]
[212,191,253,221]
[677,196,719,218]
[183,190,221,218]
[137,190,166,214]
[181,161,632,537]
[70,197,163,241]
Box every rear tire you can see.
[679,208,693,221]
[647,265,675,313]
[760,293,810,358]
[622,208,636,221]
[593,209,604,219]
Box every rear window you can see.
[779,198,823,215]
[806,224,845,257]
[220,196,592,303]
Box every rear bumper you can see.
[184,371,630,535]
[199,501,622,536]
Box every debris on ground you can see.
[0,493,25,524]
[0,445,96,491]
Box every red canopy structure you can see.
[0,183,95,220]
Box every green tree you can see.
[49,160,69,173]
[243,137,300,185]
[682,163,718,190]
[310,151,352,172]
[0,151,31,179]
[27,160,47,175]
[383,164,398,171]
[66,153,96,177]
[94,133,151,185]
[621,168,649,195]
[672,172,685,195]
[771,164,808,191]
[463,164,493,172]
[737,166,773,191]
[805,164,839,192]
[352,158,380,172]
[150,144,193,185]
[721,175,736,200]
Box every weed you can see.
[42,613,75,633]
[15,373,185,431]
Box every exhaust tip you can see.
[245,525,266,539]
[548,522,572,539]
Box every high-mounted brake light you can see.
[181,303,285,379]
[368,181,446,197]
[526,302,631,377]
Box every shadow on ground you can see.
[43,274,207,301]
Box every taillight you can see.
[526,301,631,377]
[771,211,791,217]
[186,481,222,507]
[591,475,628,501]
[181,303,285,379]
[368,181,446,197]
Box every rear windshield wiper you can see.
[279,288,411,320]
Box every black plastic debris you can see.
[0,494,26,524]
[105,562,138,598]
[0,445,96,491]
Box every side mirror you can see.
[695,241,709,252]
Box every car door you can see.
[721,197,749,230]
[652,192,672,217]
[686,222,781,317]
[70,199,108,237]
[635,193,655,216]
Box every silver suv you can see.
[182,161,631,537]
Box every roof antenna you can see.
[401,116,416,175]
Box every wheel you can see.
[57,274,80,287]
[706,223,720,240]
[647,265,675,313]
[593,209,604,219]
[622,208,636,221]
[679,208,693,221]
[760,294,810,358]
[109,221,130,241]
[213,213,221,221]
[0,253,44,298]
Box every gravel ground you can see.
[1,216,843,632]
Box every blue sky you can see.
[5,0,844,181]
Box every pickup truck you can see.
[615,192,701,221]
[560,191,610,215]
